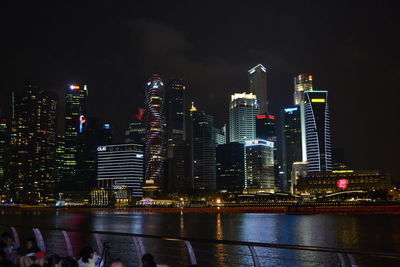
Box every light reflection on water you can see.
[1,209,400,266]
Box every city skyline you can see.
[0,2,399,182]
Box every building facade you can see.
[248,64,268,113]
[302,91,332,172]
[97,144,144,198]
[144,75,166,194]
[216,142,245,193]
[7,84,57,203]
[229,93,259,144]
[244,139,276,193]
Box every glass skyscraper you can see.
[144,75,166,194]
[248,64,268,113]
[229,93,259,144]
[216,142,244,193]
[281,106,302,192]
[302,91,332,172]
[166,79,187,193]
[189,103,216,192]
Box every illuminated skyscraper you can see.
[144,75,166,194]
[63,84,88,191]
[294,74,313,105]
[244,139,276,193]
[248,64,267,113]
[166,79,187,193]
[189,103,216,192]
[7,84,57,203]
[229,93,259,143]
[125,108,146,145]
[166,79,186,144]
[302,91,332,172]
[281,106,302,191]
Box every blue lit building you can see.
[302,91,332,172]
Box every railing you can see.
[2,224,400,267]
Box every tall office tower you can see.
[125,108,146,144]
[244,139,277,193]
[7,84,57,203]
[244,139,276,193]
[294,74,313,105]
[302,91,332,172]
[281,106,302,192]
[216,142,245,193]
[248,64,268,113]
[166,79,186,144]
[97,144,144,198]
[63,84,88,192]
[189,103,216,192]
[213,125,227,146]
[0,117,8,192]
[165,79,186,193]
[229,93,259,143]
[144,75,166,194]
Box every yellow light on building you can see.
[311,99,326,103]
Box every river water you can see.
[1,209,399,266]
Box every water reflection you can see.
[1,209,400,266]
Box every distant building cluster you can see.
[0,65,392,205]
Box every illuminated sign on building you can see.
[284,107,298,113]
[257,115,266,119]
[336,179,349,190]
[79,115,86,133]
[70,85,80,90]
[311,98,326,103]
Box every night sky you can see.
[1,1,399,181]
